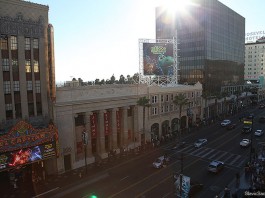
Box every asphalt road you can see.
[57,106,265,198]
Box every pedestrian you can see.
[224,185,230,198]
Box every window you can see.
[161,95,164,102]
[27,81,33,91]
[171,94,173,100]
[25,37,31,50]
[35,81,41,93]
[5,103,12,110]
[33,38,39,49]
[2,58,9,71]
[152,95,157,103]
[12,59,18,72]
[166,95,169,101]
[165,105,169,112]
[161,105,164,113]
[10,36,17,50]
[4,81,11,94]
[33,60,39,72]
[13,81,20,91]
[151,107,158,115]
[25,60,31,72]
[1,35,8,49]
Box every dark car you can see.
[242,126,252,134]
[226,123,236,130]
[171,141,186,150]
[189,181,204,197]
[259,117,265,123]
[259,104,265,109]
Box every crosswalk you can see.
[170,144,247,168]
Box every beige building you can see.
[54,82,203,172]
[0,0,57,188]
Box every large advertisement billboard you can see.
[143,43,174,76]
[0,141,56,171]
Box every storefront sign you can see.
[116,110,121,134]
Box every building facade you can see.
[156,0,245,93]
[0,0,58,189]
[245,37,265,88]
[54,83,203,172]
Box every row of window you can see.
[0,36,39,50]
[151,92,200,104]
[2,59,39,73]
[246,46,265,49]
[3,81,41,94]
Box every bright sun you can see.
[161,0,194,15]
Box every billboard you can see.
[0,141,56,171]
[143,43,174,76]
[174,174,191,198]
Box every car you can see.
[259,117,265,123]
[171,141,186,150]
[255,129,264,137]
[208,160,225,173]
[152,155,170,169]
[259,104,265,109]
[189,181,204,197]
[226,123,236,130]
[194,139,207,148]
[221,119,231,127]
[240,139,251,147]
[242,126,252,133]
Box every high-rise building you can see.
[156,0,245,93]
[245,37,265,88]
[0,0,58,190]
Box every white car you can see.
[255,129,264,137]
[152,156,170,169]
[240,139,251,147]
[194,139,208,148]
[221,119,231,127]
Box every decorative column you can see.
[111,108,118,150]
[133,106,139,148]
[85,112,93,158]
[98,110,107,158]
[122,107,129,147]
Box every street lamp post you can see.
[249,116,254,162]
[82,130,88,174]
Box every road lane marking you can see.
[228,155,241,166]
[120,176,129,181]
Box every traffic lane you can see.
[61,149,178,198]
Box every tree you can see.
[110,74,115,84]
[137,97,151,145]
[201,91,211,119]
[173,94,189,134]
[119,75,126,84]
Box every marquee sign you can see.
[0,120,58,153]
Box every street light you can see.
[249,115,254,162]
[82,130,88,174]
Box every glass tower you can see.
[156,0,245,93]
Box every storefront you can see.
[0,120,59,191]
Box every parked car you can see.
[152,155,170,169]
[226,123,236,130]
[255,129,264,137]
[242,126,252,134]
[221,119,231,127]
[194,139,207,148]
[208,160,225,173]
[240,139,251,147]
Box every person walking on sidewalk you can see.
[224,185,231,198]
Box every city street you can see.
[49,106,265,198]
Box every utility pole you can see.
[82,130,88,174]
[249,116,254,162]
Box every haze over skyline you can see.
[31,0,265,83]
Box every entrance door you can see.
[64,154,71,171]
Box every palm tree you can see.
[201,91,211,119]
[173,94,189,136]
[137,97,151,145]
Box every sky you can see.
[30,0,265,83]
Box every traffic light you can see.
[89,193,97,198]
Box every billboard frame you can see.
[138,38,179,86]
